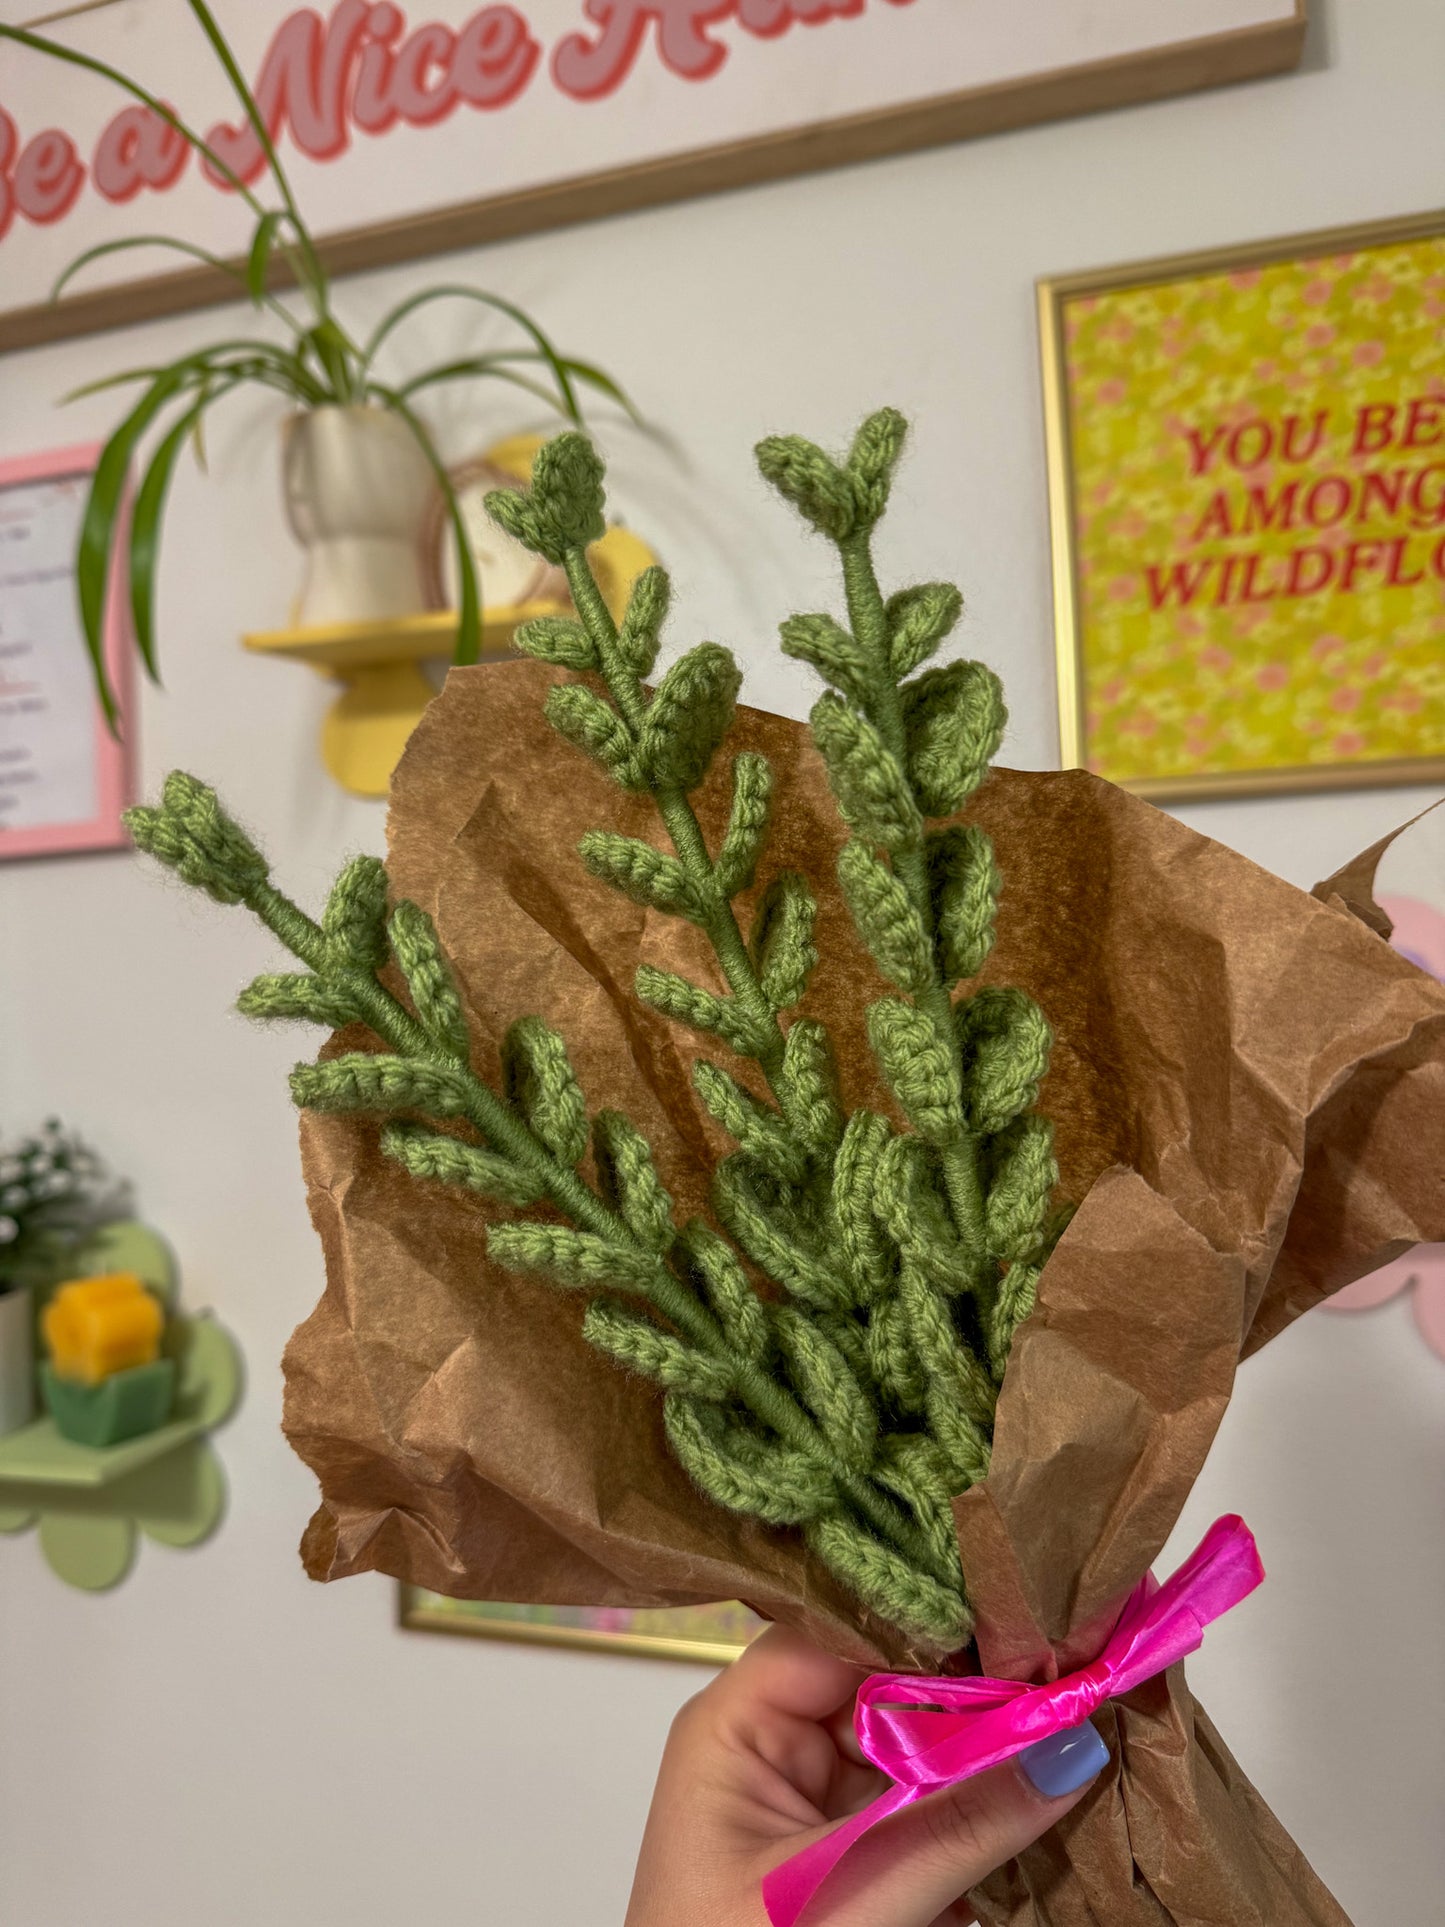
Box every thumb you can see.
[806,1723,1109,1927]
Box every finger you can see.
[717,1622,872,1725]
[823,1701,869,1769]
[801,1725,1109,1927]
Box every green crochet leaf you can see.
[928,825,1000,985]
[236,972,357,1029]
[514,614,596,672]
[486,1222,662,1294]
[875,1135,971,1296]
[592,1110,675,1252]
[712,1156,844,1311]
[779,612,873,706]
[885,582,962,680]
[487,432,606,565]
[754,433,860,543]
[530,432,607,554]
[583,1302,734,1399]
[897,1259,996,1438]
[844,407,907,529]
[321,855,389,969]
[866,1295,927,1414]
[987,1258,1042,1379]
[380,1121,547,1208]
[501,1016,590,1166]
[694,1061,808,1184]
[984,1115,1057,1263]
[903,660,1006,818]
[712,752,774,899]
[775,1019,843,1157]
[837,840,934,995]
[617,565,670,678]
[389,900,470,1058]
[483,489,546,559]
[773,1305,877,1471]
[677,1221,769,1362]
[806,1510,971,1647]
[544,683,644,790]
[810,692,922,853]
[832,1110,895,1305]
[123,771,268,907]
[750,872,819,1012]
[665,1395,835,1526]
[866,998,963,1144]
[289,1053,474,1119]
[633,965,767,1056]
[876,1433,962,1578]
[578,831,708,922]
[638,643,741,792]
[955,987,1052,1135]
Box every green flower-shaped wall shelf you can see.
[0,1223,242,1591]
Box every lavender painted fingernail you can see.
[1018,1723,1110,1798]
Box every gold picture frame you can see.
[1039,207,1445,801]
[397,1588,762,1666]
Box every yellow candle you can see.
[43,1273,164,1385]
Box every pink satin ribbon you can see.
[762,1514,1264,1927]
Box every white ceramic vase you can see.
[0,1284,34,1438]
[282,405,436,629]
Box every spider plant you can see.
[0,1,631,732]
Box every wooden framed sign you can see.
[0,1,1306,350]
[1041,209,1445,801]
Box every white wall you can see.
[3,3,1443,1921]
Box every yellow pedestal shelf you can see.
[244,524,656,800]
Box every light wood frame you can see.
[0,3,1306,354]
[1038,204,1445,803]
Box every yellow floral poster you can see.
[1041,214,1445,797]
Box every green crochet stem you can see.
[837,534,986,1258]
[563,553,787,1085]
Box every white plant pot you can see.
[283,405,437,629]
[0,1284,34,1438]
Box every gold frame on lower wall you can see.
[397,1587,763,1666]
[1039,207,1445,802]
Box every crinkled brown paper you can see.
[284,662,1444,1926]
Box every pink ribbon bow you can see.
[763,1514,1265,1927]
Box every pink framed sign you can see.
[0,441,132,859]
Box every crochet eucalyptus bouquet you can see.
[127,413,1445,1927]
[130,412,1056,1653]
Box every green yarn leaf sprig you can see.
[124,411,1069,1660]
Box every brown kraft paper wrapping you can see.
[283,663,1444,1923]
